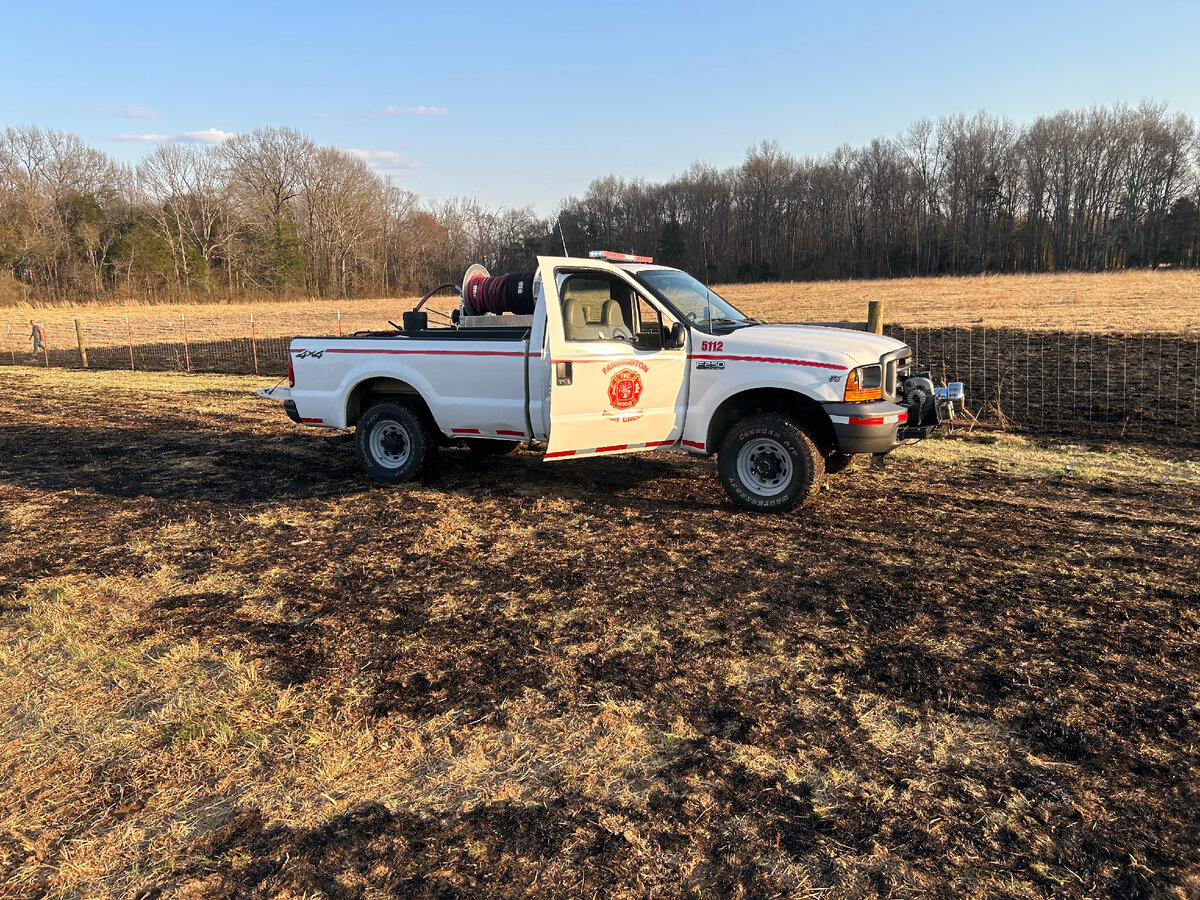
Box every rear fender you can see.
[339,364,443,432]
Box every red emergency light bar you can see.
[589,250,654,263]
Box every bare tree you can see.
[0,126,124,298]
[298,147,384,297]
[137,142,231,292]
[2,102,1199,304]
[219,126,316,293]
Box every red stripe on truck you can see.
[451,428,481,434]
[300,417,324,423]
[546,439,676,459]
[682,439,706,449]
[291,348,526,358]
[497,430,527,437]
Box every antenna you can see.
[536,132,570,257]
[557,214,570,256]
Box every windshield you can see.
[636,270,757,333]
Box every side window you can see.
[560,275,634,341]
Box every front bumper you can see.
[824,401,909,454]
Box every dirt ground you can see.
[1,368,1198,899]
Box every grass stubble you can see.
[0,367,1198,898]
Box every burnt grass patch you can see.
[1,369,1199,897]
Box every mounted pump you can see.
[900,374,965,438]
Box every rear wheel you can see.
[717,413,824,513]
[355,402,430,483]
[462,438,520,456]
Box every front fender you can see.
[682,376,840,454]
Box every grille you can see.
[884,351,911,401]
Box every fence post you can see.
[250,312,259,375]
[6,325,13,363]
[337,309,342,336]
[74,318,89,368]
[867,300,884,335]
[181,313,191,372]
[126,316,135,370]
[42,322,48,367]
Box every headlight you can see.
[844,364,882,402]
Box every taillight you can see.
[287,354,295,388]
[844,365,883,402]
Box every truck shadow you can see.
[429,445,720,509]
[0,423,366,504]
[0,422,713,508]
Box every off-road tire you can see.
[462,438,521,456]
[824,451,858,475]
[718,413,824,513]
[355,402,430,483]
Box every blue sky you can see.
[3,0,1197,214]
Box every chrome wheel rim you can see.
[369,421,411,469]
[736,437,792,497]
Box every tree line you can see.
[1,100,1197,304]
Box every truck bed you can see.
[287,326,538,437]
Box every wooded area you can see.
[1,100,1197,303]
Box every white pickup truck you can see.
[259,252,959,512]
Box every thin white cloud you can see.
[179,128,237,144]
[94,103,160,119]
[349,149,421,177]
[107,129,237,146]
[362,105,448,120]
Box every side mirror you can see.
[633,331,661,351]
[665,322,686,350]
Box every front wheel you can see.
[355,402,430,483]
[717,413,824,513]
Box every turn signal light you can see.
[844,365,883,402]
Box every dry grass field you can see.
[1,367,1198,898]
[724,269,1200,334]
[4,270,1198,351]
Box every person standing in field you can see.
[30,320,44,355]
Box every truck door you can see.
[539,256,689,459]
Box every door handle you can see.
[555,361,573,386]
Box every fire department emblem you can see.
[607,369,643,410]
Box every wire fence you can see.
[886,325,1200,446]
[3,315,1197,447]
